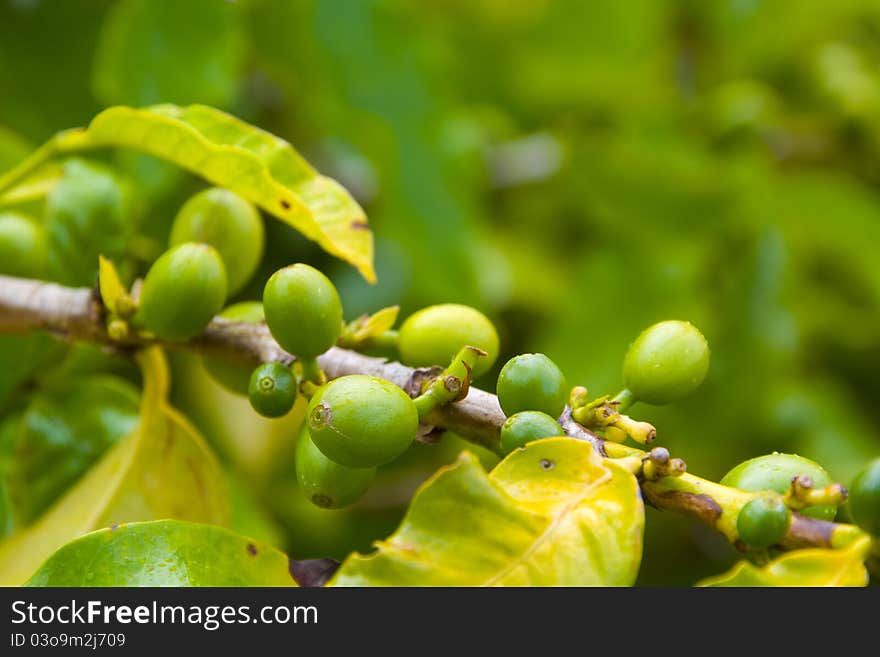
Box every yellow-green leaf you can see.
[340,305,400,347]
[0,163,62,208]
[331,437,644,586]
[85,104,374,281]
[355,305,399,339]
[698,535,872,587]
[0,347,228,585]
[98,255,131,317]
[26,520,295,587]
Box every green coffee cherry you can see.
[0,212,47,278]
[848,458,880,535]
[170,187,264,295]
[737,496,791,548]
[308,375,418,468]
[202,302,265,394]
[497,353,567,418]
[622,320,710,405]
[248,362,297,418]
[398,304,499,377]
[499,411,564,456]
[133,242,227,341]
[263,264,342,359]
[721,453,835,521]
[296,429,375,509]
[45,158,129,287]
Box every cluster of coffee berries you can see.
[132,187,265,341]
[496,353,567,455]
[79,194,880,537]
[226,264,501,509]
[718,452,880,548]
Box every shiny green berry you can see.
[308,375,418,468]
[133,242,227,341]
[737,496,791,548]
[848,458,880,535]
[721,453,835,521]
[497,353,567,418]
[622,320,710,405]
[248,362,297,418]
[499,411,564,456]
[296,428,375,509]
[170,187,264,295]
[45,158,129,287]
[263,264,342,359]
[202,302,265,394]
[0,211,47,278]
[398,304,499,377]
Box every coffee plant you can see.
[0,102,877,587]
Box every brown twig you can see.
[0,274,861,551]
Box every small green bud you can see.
[248,362,297,418]
[737,496,791,548]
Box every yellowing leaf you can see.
[0,347,228,585]
[85,105,374,281]
[355,305,399,339]
[98,255,130,317]
[340,305,400,347]
[26,520,295,587]
[0,105,374,281]
[698,535,872,587]
[0,163,62,208]
[332,437,644,586]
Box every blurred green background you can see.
[2,0,880,585]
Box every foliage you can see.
[26,520,294,587]
[333,438,644,586]
[699,536,872,587]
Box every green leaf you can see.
[82,104,375,282]
[5,375,139,524]
[46,158,132,286]
[331,437,644,586]
[0,348,229,585]
[92,0,245,108]
[0,125,31,174]
[0,334,65,410]
[698,536,872,587]
[26,520,295,587]
[227,474,285,549]
[0,481,11,540]
[0,413,20,539]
